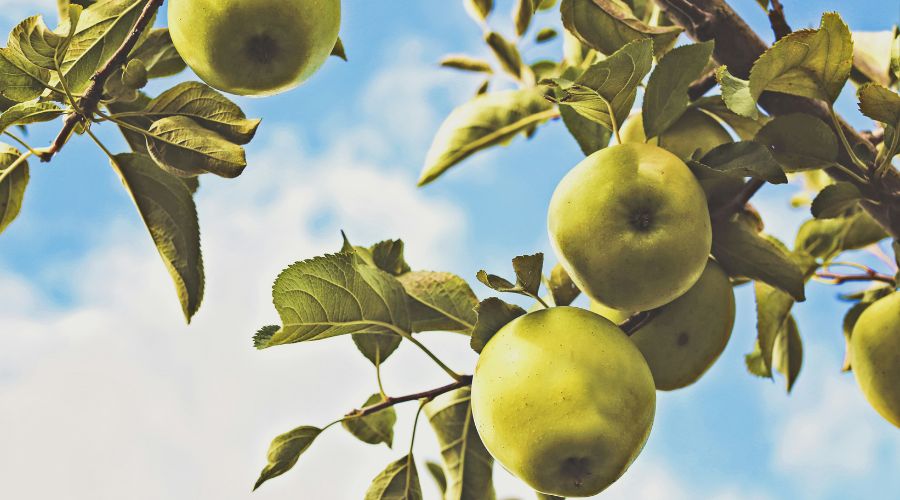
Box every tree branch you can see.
[688,68,719,100]
[39,0,165,162]
[766,0,792,40]
[712,178,765,222]
[345,375,474,419]
[652,0,900,238]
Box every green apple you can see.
[548,142,712,311]
[619,109,744,206]
[168,0,340,96]
[632,260,735,390]
[618,108,732,160]
[851,291,900,428]
[471,306,655,497]
[590,261,735,390]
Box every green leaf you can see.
[795,211,889,259]
[852,31,894,87]
[426,461,448,495]
[748,12,853,104]
[642,41,715,138]
[112,153,204,322]
[7,15,66,70]
[331,37,347,61]
[398,271,479,333]
[260,252,411,348]
[691,96,770,140]
[549,38,653,132]
[514,0,534,37]
[59,0,148,93]
[477,253,544,299]
[253,325,279,349]
[559,104,611,155]
[419,89,554,186]
[353,333,402,366]
[754,282,794,377]
[129,28,186,78]
[369,239,412,276]
[858,82,900,126]
[0,48,51,102]
[0,101,63,133]
[0,144,29,235]
[254,425,322,491]
[144,82,261,144]
[693,141,787,183]
[712,220,806,301]
[716,66,759,119]
[464,0,494,21]
[343,394,397,447]
[146,115,248,178]
[484,32,524,80]
[547,263,580,307]
[560,0,681,57]
[121,58,147,89]
[744,340,769,378]
[425,387,496,500]
[811,182,863,219]
[365,454,423,500]
[773,314,803,393]
[537,0,558,10]
[755,113,839,172]
[535,28,558,43]
[440,55,493,74]
[470,298,526,353]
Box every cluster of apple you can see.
[470,111,742,497]
[167,0,341,96]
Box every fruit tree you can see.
[0,0,898,498]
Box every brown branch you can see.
[345,375,473,419]
[767,0,792,40]
[651,0,900,238]
[861,128,885,147]
[39,0,165,162]
[688,68,718,100]
[712,178,765,223]
[816,270,896,285]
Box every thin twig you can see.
[39,0,165,162]
[815,270,896,285]
[345,376,474,419]
[767,0,792,41]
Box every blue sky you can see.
[1,1,899,499]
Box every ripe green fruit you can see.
[618,109,744,205]
[548,143,712,311]
[471,307,655,497]
[592,260,736,391]
[618,109,732,160]
[850,292,900,428]
[168,0,341,96]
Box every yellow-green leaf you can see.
[112,153,204,322]
[560,0,681,57]
[419,89,554,186]
[146,115,248,178]
[749,12,853,103]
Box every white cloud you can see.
[766,343,900,497]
